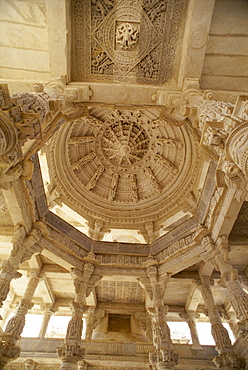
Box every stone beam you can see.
[1,178,34,232]
[211,188,244,242]
[38,275,55,305]
[178,0,216,89]
[41,238,83,271]
[185,281,201,312]
[46,0,71,81]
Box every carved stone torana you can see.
[48,107,199,238]
[73,0,183,84]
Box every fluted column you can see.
[39,304,54,338]
[200,276,245,369]
[181,311,202,350]
[0,271,40,368]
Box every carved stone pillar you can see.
[0,271,40,368]
[142,255,179,370]
[181,311,202,350]
[224,311,239,341]
[200,276,245,369]
[0,222,47,308]
[57,301,85,370]
[39,304,54,338]
[57,250,101,369]
[200,276,232,354]
[0,301,13,329]
[214,237,248,328]
[3,273,39,343]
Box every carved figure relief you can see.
[116,23,139,50]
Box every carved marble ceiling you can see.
[44,107,202,241]
[72,0,184,84]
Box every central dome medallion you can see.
[102,121,149,166]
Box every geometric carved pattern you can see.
[72,0,184,84]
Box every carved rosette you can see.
[48,107,199,236]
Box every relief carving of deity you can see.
[116,23,139,50]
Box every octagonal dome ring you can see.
[48,108,200,229]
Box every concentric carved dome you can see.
[101,121,149,166]
[48,108,199,237]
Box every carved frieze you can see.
[72,0,184,84]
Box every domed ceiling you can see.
[46,107,201,240]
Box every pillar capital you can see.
[57,344,85,369]
[213,353,246,370]
[149,349,179,370]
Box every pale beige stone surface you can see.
[0,0,248,369]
